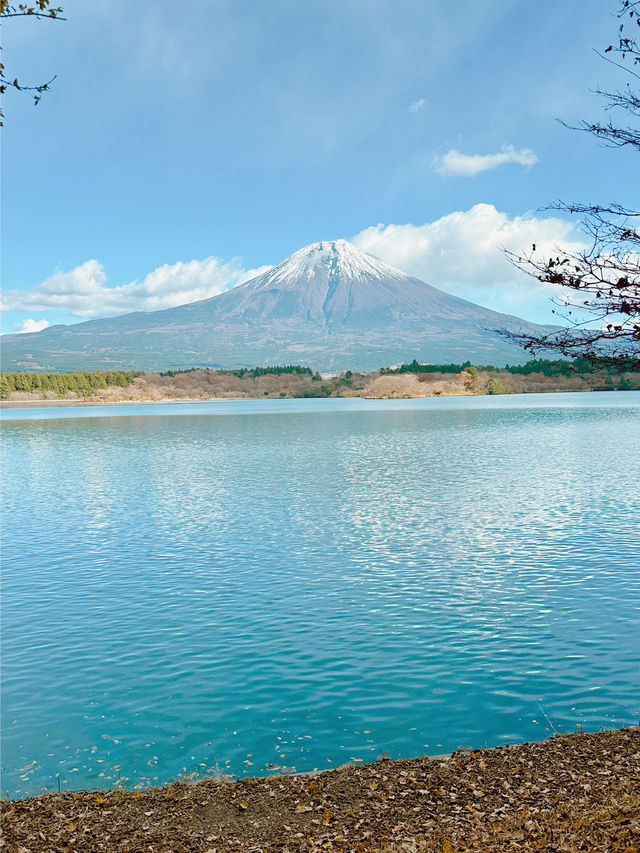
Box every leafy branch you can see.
[0,0,65,125]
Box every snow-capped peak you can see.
[246,239,408,291]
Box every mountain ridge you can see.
[1,240,557,372]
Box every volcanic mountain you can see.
[2,240,555,372]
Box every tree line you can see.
[160,365,316,379]
[381,358,638,378]
[2,359,638,402]
[380,360,477,375]
[0,371,141,400]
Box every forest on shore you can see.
[1,359,639,404]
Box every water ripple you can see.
[1,395,639,796]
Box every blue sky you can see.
[2,0,636,334]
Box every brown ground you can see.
[2,728,639,852]
[4,366,639,407]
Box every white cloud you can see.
[351,204,586,321]
[3,257,271,319]
[409,98,426,113]
[433,144,538,177]
[14,318,51,334]
[3,207,586,330]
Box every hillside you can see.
[1,241,557,373]
[3,360,637,405]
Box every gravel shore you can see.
[2,727,639,852]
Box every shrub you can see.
[485,378,506,395]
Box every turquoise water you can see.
[2,392,639,797]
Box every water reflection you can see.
[1,396,639,796]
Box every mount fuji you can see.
[2,240,556,372]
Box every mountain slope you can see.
[1,240,556,372]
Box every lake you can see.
[2,392,639,796]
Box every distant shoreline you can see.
[0,396,231,409]
[3,386,635,410]
[2,359,638,407]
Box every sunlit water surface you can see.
[2,393,639,796]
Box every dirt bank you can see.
[2,728,639,852]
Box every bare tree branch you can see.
[499,0,640,368]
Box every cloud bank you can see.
[3,257,271,320]
[352,203,584,318]
[5,206,583,329]
[433,145,538,177]
[14,318,51,334]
